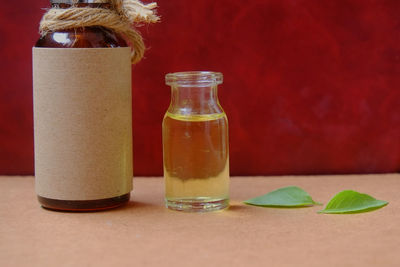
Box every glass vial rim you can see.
[165,71,223,87]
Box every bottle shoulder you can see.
[164,111,227,122]
[35,27,127,48]
[167,100,225,115]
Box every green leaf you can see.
[318,190,388,214]
[243,186,321,207]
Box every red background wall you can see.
[1,0,400,176]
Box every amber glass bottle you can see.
[35,0,131,211]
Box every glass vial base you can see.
[165,197,229,212]
[38,193,130,212]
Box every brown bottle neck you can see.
[52,3,111,9]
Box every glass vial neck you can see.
[165,71,224,116]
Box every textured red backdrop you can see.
[1,0,400,176]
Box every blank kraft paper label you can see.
[33,47,133,200]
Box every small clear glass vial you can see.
[163,71,230,212]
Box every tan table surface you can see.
[0,175,399,267]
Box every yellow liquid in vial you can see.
[163,112,229,211]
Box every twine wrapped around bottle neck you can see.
[39,0,159,64]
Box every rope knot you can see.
[39,0,159,64]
